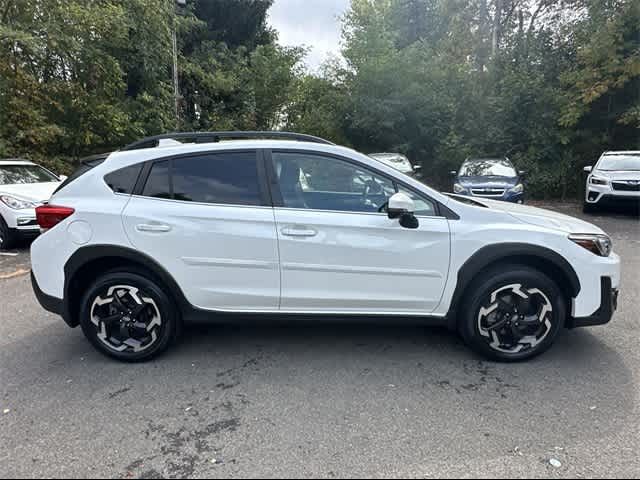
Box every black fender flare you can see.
[63,245,191,327]
[446,242,581,324]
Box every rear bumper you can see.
[569,277,618,328]
[31,271,74,327]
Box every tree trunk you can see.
[492,0,504,58]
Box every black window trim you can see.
[264,148,450,218]
[133,149,270,207]
[103,163,145,196]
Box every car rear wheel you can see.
[0,217,18,250]
[79,270,181,362]
[459,265,566,362]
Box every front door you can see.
[269,151,451,314]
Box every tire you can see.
[583,202,597,214]
[458,264,566,362]
[0,216,18,250]
[79,270,181,362]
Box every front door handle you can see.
[281,225,318,237]
[136,223,172,233]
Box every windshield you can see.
[459,159,516,177]
[0,165,59,185]
[597,154,640,171]
[370,154,413,172]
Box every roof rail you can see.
[121,131,335,151]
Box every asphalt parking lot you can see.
[1,202,638,479]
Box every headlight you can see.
[453,183,466,194]
[590,176,609,185]
[0,195,36,210]
[510,184,524,193]
[569,234,613,257]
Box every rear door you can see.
[268,150,451,314]
[122,150,281,312]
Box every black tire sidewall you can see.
[0,216,17,250]
[459,265,566,362]
[79,271,178,362]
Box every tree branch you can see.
[527,0,549,36]
[1,0,13,24]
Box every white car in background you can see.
[370,153,421,178]
[584,151,640,212]
[0,159,65,250]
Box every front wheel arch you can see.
[446,244,579,328]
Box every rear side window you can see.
[53,154,108,194]
[141,152,262,206]
[142,160,171,199]
[104,164,143,194]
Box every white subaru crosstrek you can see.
[30,132,621,362]
[584,151,640,212]
[0,159,65,250]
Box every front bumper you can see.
[457,190,524,203]
[586,184,640,206]
[569,277,619,328]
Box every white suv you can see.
[0,159,65,250]
[30,132,621,362]
[584,151,640,212]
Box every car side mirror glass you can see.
[583,166,593,173]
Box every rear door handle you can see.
[136,223,172,233]
[281,225,318,237]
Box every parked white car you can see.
[30,132,620,363]
[584,151,640,212]
[369,153,421,177]
[0,159,65,250]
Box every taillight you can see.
[35,205,75,229]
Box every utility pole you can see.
[172,27,179,129]
[172,0,186,130]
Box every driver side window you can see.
[273,152,395,213]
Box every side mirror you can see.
[412,165,422,172]
[583,166,593,173]
[387,192,419,229]
[450,170,458,177]
[518,170,527,177]
[58,175,68,182]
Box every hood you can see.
[592,169,640,181]
[473,198,605,235]
[0,182,61,203]
[459,176,518,188]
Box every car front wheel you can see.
[0,217,18,250]
[79,270,181,362]
[459,265,566,362]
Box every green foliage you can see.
[287,0,640,198]
[0,0,637,198]
[0,0,302,169]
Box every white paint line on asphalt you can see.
[0,252,19,257]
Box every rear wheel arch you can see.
[64,246,189,327]
[447,243,580,326]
